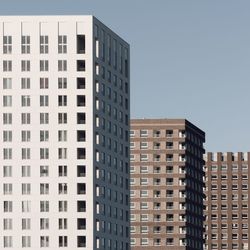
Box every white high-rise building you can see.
[0,15,130,250]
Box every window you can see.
[77,130,85,142]
[77,165,86,177]
[40,35,49,54]
[77,60,85,71]
[22,236,31,247]
[58,78,67,89]
[77,236,86,248]
[40,148,49,159]
[140,166,148,173]
[21,60,30,71]
[58,130,67,141]
[3,236,12,247]
[22,148,31,159]
[40,60,49,71]
[3,78,12,89]
[58,95,67,106]
[77,78,85,89]
[3,113,12,124]
[141,238,149,246]
[22,200,31,212]
[77,95,86,106]
[22,165,31,177]
[3,165,12,177]
[4,200,13,212]
[21,78,30,89]
[140,142,148,149]
[3,60,12,71]
[3,148,12,159]
[58,165,67,177]
[58,148,67,159]
[40,218,49,230]
[140,178,148,185]
[40,113,49,124]
[77,35,85,54]
[3,36,12,54]
[40,183,49,195]
[77,201,86,212]
[40,165,49,177]
[3,130,12,142]
[58,183,67,194]
[40,78,49,89]
[3,183,12,195]
[22,130,31,142]
[21,36,30,54]
[58,60,67,71]
[77,113,86,124]
[40,95,49,107]
[22,183,31,195]
[40,200,49,212]
[40,130,49,142]
[58,200,67,212]
[58,218,67,229]
[58,113,67,124]
[22,113,31,124]
[77,148,86,159]
[40,236,49,247]
[21,95,31,106]
[58,35,67,53]
[3,95,12,107]
[3,218,12,230]
[59,236,68,247]
[140,130,148,137]
[140,154,148,162]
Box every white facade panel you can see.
[0,15,130,250]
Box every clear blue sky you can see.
[1,0,250,152]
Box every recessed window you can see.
[77,60,85,71]
[77,35,85,54]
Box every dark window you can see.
[77,95,85,107]
[77,236,86,247]
[77,35,85,54]
[77,148,86,159]
[77,60,85,71]
[77,78,85,89]
[77,113,86,124]
[77,201,86,212]
[77,165,86,177]
[77,131,86,142]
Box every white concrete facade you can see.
[0,16,130,250]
